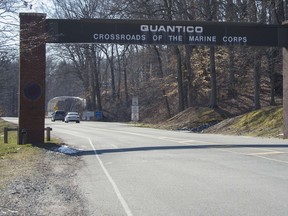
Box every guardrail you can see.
[3,127,52,144]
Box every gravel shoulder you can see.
[0,145,88,216]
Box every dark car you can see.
[51,110,66,122]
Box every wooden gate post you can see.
[19,13,46,144]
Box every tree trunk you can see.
[86,45,96,111]
[95,57,102,111]
[209,46,218,108]
[91,45,102,111]
[110,45,116,98]
[153,45,171,118]
[116,45,122,99]
[253,50,262,110]
[228,47,236,98]
[268,48,278,106]
[184,45,195,107]
[123,56,129,107]
[174,45,185,112]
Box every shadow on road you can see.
[77,144,288,156]
[34,142,288,156]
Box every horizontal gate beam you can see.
[46,19,288,47]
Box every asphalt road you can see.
[3,118,288,215]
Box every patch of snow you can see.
[57,145,79,155]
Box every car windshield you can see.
[67,112,78,115]
[56,111,65,115]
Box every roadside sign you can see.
[131,112,139,122]
[131,106,139,113]
[132,96,138,106]
[131,96,139,121]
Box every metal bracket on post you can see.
[3,127,18,144]
[4,127,8,144]
[21,129,28,144]
[45,127,52,142]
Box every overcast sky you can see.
[0,0,55,51]
[19,0,55,17]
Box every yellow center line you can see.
[158,137,214,145]
[216,148,247,155]
[246,147,286,153]
[153,137,288,164]
[247,151,285,156]
[254,155,288,164]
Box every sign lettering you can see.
[46,19,288,47]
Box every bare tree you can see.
[45,0,287,121]
[51,0,110,111]
[0,0,34,116]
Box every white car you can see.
[64,112,80,123]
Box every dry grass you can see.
[144,105,284,138]
[157,106,228,130]
[205,106,284,138]
[0,119,48,189]
[0,144,42,188]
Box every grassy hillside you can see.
[204,106,283,138]
[154,106,284,138]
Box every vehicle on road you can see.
[65,112,80,123]
[51,110,66,122]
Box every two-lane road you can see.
[3,117,288,215]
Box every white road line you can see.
[88,138,133,216]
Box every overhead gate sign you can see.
[46,19,288,47]
[19,13,288,144]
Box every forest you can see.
[0,0,287,123]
